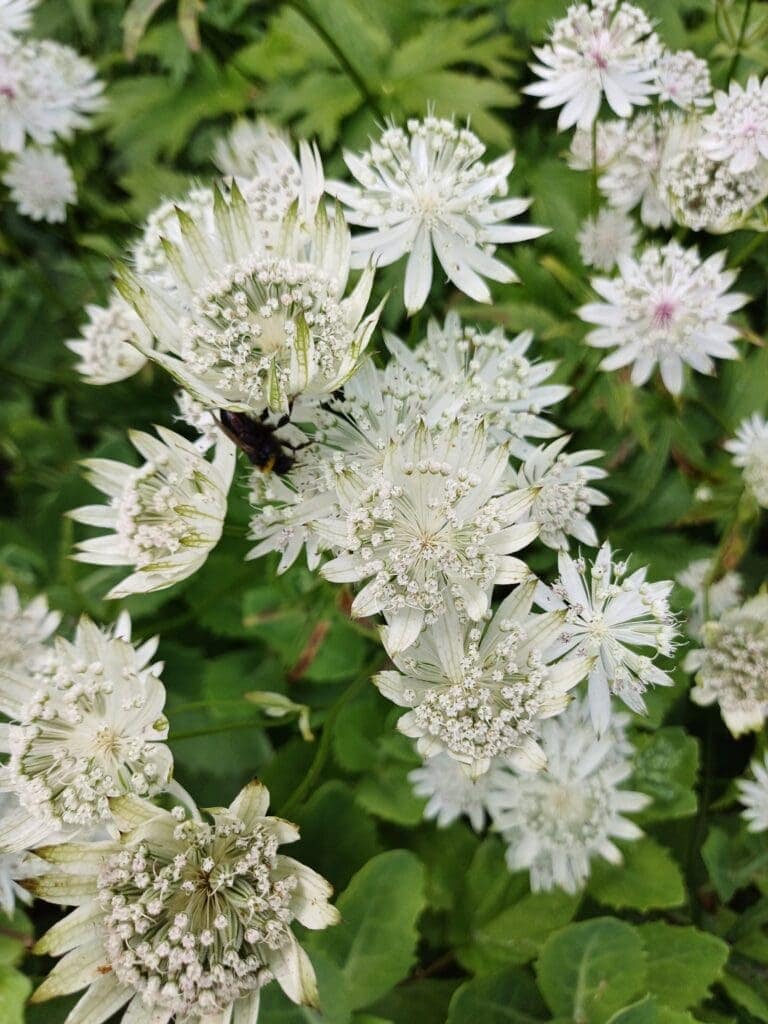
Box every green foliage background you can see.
[2,0,768,1021]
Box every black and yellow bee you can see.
[217,409,305,475]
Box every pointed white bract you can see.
[320,418,539,652]
[0,614,172,851]
[686,594,768,737]
[537,543,676,732]
[738,754,768,833]
[30,781,338,1023]
[375,578,592,776]
[515,436,608,550]
[0,0,37,43]
[0,583,59,673]
[2,146,75,221]
[579,241,748,395]
[132,186,216,279]
[676,558,742,641]
[486,696,649,893]
[726,413,768,508]
[330,116,546,313]
[173,389,220,454]
[214,116,325,226]
[0,791,55,914]
[66,291,152,385]
[577,208,638,271]
[70,427,236,598]
[702,75,768,174]
[120,187,379,416]
[525,0,661,131]
[409,752,492,832]
[384,313,570,449]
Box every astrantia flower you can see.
[30,780,339,1022]
[738,754,768,833]
[659,117,768,232]
[376,578,593,775]
[686,594,768,737]
[725,413,768,507]
[409,752,492,831]
[0,792,53,914]
[537,543,677,731]
[515,436,608,550]
[121,189,379,416]
[214,116,325,227]
[320,419,539,652]
[702,75,768,173]
[66,291,152,385]
[525,0,661,131]
[577,208,638,272]
[598,112,673,228]
[486,696,650,893]
[655,50,711,109]
[70,427,236,598]
[676,557,742,640]
[385,312,570,449]
[132,186,215,279]
[2,146,75,221]
[0,583,59,673]
[0,0,37,43]
[330,116,546,313]
[579,241,748,395]
[0,614,171,851]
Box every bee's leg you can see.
[284,440,313,453]
[259,408,270,422]
[276,413,291,430]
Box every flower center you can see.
[651,299,677,330]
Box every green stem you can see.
[170,719,265,741]
[280,672,369,818]
[590,118,599,216]
[285,0,384,121]
[729,229,768,268]
[727,0,754,81]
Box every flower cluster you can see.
[0,0,103,220]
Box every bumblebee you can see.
[217,409,306,475]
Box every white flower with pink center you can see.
[525,0,661,131]
[702,75,768,174]
[579,241,748,394]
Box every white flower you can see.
[320,419,539,652]
[656,50,711,109]
[409,752,492,831]
[0,583,59,673]
[568,119,627,170]
[0,614,172,852]
[738,754,768,833]
[0,0,37,43]
[66,291,152,385]
[525,0,661,131]
[384,312,570,449]
[3,146,75,221]
[29,780,339,1022]
[659,116,768,232]
[515,436,608,550]
[577,208,638,271]
[174,389,220,454]
[376,577,593,776]
[676,558,743,640]
[214,116,325,226]
[121,189,380,416]
[486,696,650,893]
[330,116,546,313]
[686,594,768,737]
[537,543,677,731]
[702,75,768,173]
[70,427,236,598]
[598,112,673,228]
[0,792,56,915]
[132,186,215,279]
[579,241,748,395]
[725,413,768,507]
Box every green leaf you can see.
[447,966,549,1024]
[258,950,352,1024]
[703,821,768,900]
[637,923,729,1010]
[588,838,686,912]
[459,889,580,974]
[607,995,698,1024]
[721,966,768,1024]
[0,909,32,968]
[631,728,699,823]
[372,979,460,1024]
[0,965,31,1024]
[315,851,426,1010]
[536,918,647,1024]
